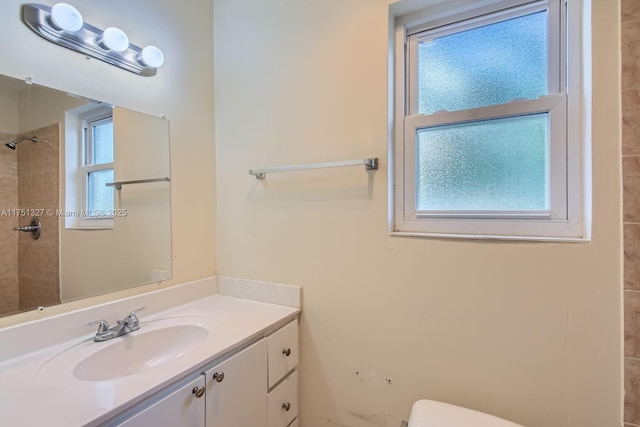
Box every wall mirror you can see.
[0,73,171,318]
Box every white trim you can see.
[411,1,548,42]
[393,23,407,232]
[403,97,567,220]
[390,230,586,242]
[400,0,546,36]
[405,94,564,128]
[64,104,115,229]
[390,0,588,241]
[81,109,114,226]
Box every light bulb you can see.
[97,27,129,52]
[137,46,165,68]
[50,3,84,32]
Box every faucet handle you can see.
[86,320,110,334]
[128,306,147,323]
[130,306,146,314]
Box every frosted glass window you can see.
[416,114,549,211]
[92,121,114,164]
[394,0,584,239]
[418,11,547,115]
[87,169,114,215]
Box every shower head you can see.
[5,136,38,150]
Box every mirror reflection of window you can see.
[0,73,172,318]
[82,109,114,218]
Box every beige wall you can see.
[0,79,19,134]
[61,106,171,301]
[0,0,623,425]
[0,0,216,314]
[214,1,622,426]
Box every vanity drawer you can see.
[268,319,299,388]
[267,370,298,427]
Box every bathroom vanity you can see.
[109,318,298,427]
[0,277,300,427]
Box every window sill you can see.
[66,226,114,231]
[389,231,590,242]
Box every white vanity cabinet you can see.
[267,319,299,427]
[112,375,206,427]
[204,339,268,427]
[106,318,299,427]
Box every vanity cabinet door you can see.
[267,319,299,388]
[267,370,298,427]
[113,375,206,427]
[204,338,268,427]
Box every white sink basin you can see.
[74,324,207,381]
[37,315,221,384]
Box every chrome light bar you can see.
[22,3,161,76]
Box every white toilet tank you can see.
[407,400,524,427]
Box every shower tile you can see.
[623,0,640,22]
[622,19,640,90]
[51,246,59,278]
[17,146,32,176]
[38,213,58,244]
[18,275,36,310]
[41,244,58,278]
[31,244,48,278]
[35,147,48,174]
[41,149,59,175]
[0,175,18,207]
[0,275,19,315]
[18,275,59,310]
[626,224,640,290]
[624,156,640,223]
[626,357,640,425]
[0,214,18,239]
[0,141,17,177]
[626,291,640,357]
[17,176,31,207]
[18,241,33,277]
[624,89,640,156]
[42,171,60,207]
[0,245,17,277]
[26,275,60,307]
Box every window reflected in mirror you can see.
[0,74,172,318]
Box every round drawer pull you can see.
[282,402,291,412]
[282,348,291,357]
[213,371,225,382]
[192,386,205,398]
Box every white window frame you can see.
[64,104,115,229]
[391,0,589,241]
[82,110,114,222]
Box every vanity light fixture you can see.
[138,45,165,68]
[49,3,83,32]
[22,3,164,76]
[97,27,129,52]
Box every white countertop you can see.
[0,291,299,426]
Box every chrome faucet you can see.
[86,307,146,342]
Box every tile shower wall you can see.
[623,0,640,425]
[17,123,59,310]
[0,132,18,315]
